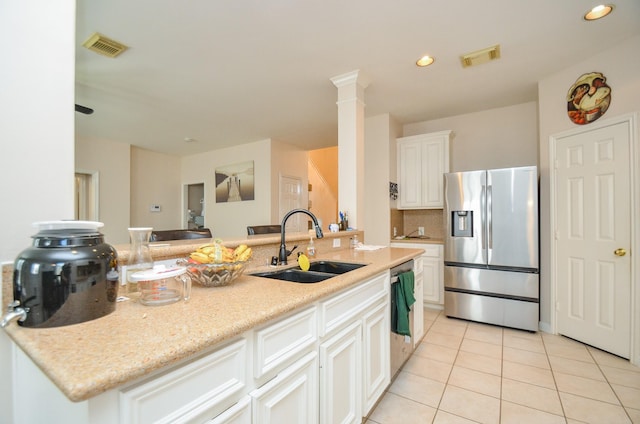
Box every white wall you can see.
[0,0,76,262]
[181,139,273,238]
[130,147,182,231]
[75,136,131,244]
[364,113,401,245]
[403,101,539,172]
[0,1,76,420]
[537,34,640,332]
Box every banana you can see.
[233,244,248,258]
[237,247,252,262]
[200,246,216,255]
[190,252,211,264]
[190,240,252,264]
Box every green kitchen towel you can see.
[392,271,416,336]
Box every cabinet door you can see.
[251,351,318,424]
[362,301,390,416]
[422,139,447,207]
[397,140,423,208]
[397,131,450,209]
[423,256,441,305]
[319,321,362,424]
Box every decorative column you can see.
[330,70,370,231]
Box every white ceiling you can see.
[75,0,640,156]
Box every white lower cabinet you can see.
[422,245,444,306]
[8,270,394,424]
[391,243,443,307]
[318,271,390,424]
[250,352,319,424]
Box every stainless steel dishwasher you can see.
[389,259,415,378]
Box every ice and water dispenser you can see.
[451,211,473,237]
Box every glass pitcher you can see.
[126,227,154,295]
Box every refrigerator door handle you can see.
[481,184,487,260]
[487,184,493,251]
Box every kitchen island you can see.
[1,232,423,423]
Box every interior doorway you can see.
[550,113,637,362]
[184,183,205,229]
[74,171,99,221]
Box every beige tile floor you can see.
[367,309,640,424]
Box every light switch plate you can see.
[150,205,161,212]
[333,238,341,248]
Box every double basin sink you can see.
[251,260,366,283]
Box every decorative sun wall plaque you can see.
[566,72,611,125]
[215,161,255,203]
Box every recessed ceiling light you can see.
[416,55,435,67]
[184,137,197,143]
[584,4,614,21]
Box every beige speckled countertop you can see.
[2,238,422,403]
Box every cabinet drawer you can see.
[319,272,389,337]
[253,306,317,380]
[120,338,247,424]
[422,245,442,257]
[208,396,251,424]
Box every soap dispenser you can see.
[306,236,316,257]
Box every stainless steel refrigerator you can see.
[443,166,539,331]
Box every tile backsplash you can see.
[390,209,444,239]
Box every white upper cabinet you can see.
[397,130,451,209]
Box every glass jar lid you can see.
[34,220,104,231]
[129,264,187,281]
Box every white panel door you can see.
[555,120,631,358]
[279,175,302,232]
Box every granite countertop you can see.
[2,245,422,402]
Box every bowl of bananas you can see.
[177,240,253,287]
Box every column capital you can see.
[330,69,371,89]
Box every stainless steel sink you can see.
[250,269,334,283]
[304,261,366,274]
[251,261,366,283]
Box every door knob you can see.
[614,248,626,257]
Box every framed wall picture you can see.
[215,161,255,203]
[566,72,611,125]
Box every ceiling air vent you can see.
[460,44,500,68]
[82,33,128,58]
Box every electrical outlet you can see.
[418,226,425,236]
[333,238,341,248]
[393,227,397,237]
